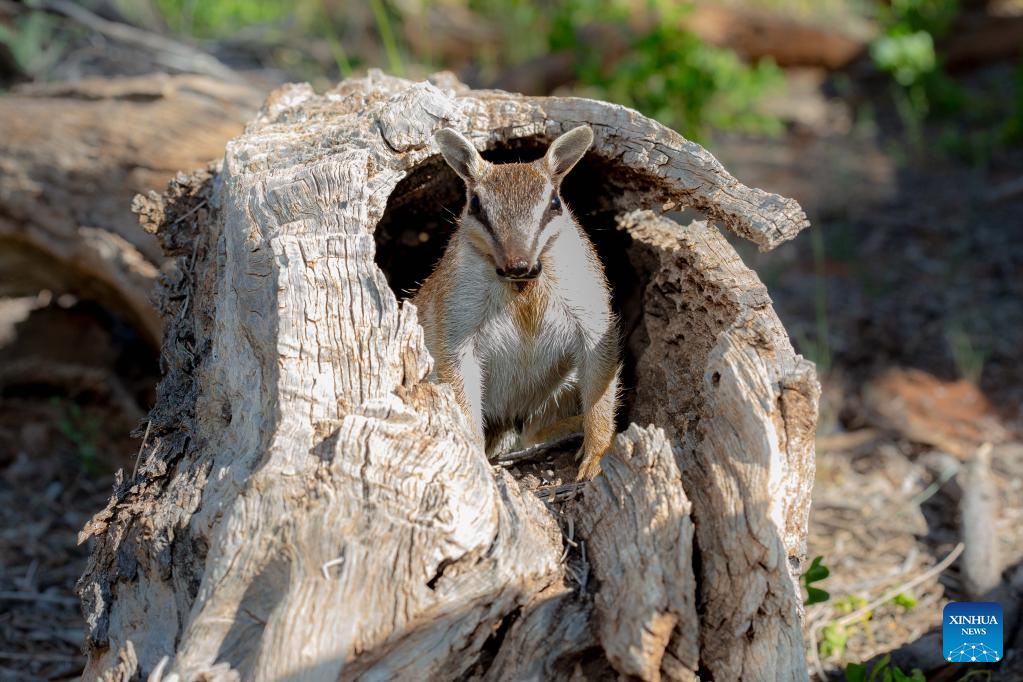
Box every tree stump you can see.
[77,71,819,681]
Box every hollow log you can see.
[77,70,818,681]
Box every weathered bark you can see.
[622,211,820,680]
[575,424,699,681]
[77,71,818,681]
[0,74,261,344]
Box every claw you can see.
[576,451,604,480]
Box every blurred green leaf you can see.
[821,622,848,659]
[889,592,918,610]
[845,662,868,682]
[0,10,67,78]
[845,653,926,682]
[803,555,831,605]
[471,0,783,141]
[871,31,935,87]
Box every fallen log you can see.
[0,74,261,345]
[77,70,818,681]
[685,4,873,70]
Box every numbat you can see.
[413,126,620,480]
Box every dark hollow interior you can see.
[373,137,652,431]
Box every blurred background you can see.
[0,0,1021,679]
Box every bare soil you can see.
[714,61,1023,679]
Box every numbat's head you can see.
[435,126,593,284]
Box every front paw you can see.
[487,428,520,458]
[575,448,605,480]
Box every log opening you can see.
[374,138,649,431]
[370,134,762,480]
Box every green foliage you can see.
[145,0,782,141]
[146,0,393,82]
[845,654,925,682]
[819,594,881,663]
[821,623,849,659]
[52,398,101,474]
[151,0,308,38]
[871,29,935,88]
[869,0,965,152]
[578,5,781,140]
[0,10,67,79]
[888,592,917,610]
[473,0,784,141]
[146,0,781,140]
[592,25,783,141]
[1003,57,1023,146]
[803,555,831,605]
[869,0,1021,160]
[834,594,869,616]
[869,0,958,96]
[876,0,959,39]
[369,0,404,76]
[935,54,1023,164]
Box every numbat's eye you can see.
[469,194,481,214]
[550,195,562,211]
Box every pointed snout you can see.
[496,258,542,281]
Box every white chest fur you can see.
[448,224,611,428]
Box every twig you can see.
[172,199,210,228]
[986,176,1023,203]
[321,557,345,580]
[563,516,577,547]
[909,460,959,507]
[150,655,171,682]
[534,481,585,503]
[33,0,241,83]
[495,433,582,466]
[816,429,881,453]
[579,540,588,593]
[132,419,152,481]
[559,515,576,562]
[808,542,966,679]
[21,560,38,590]
[812,550,917,599]
[960,443,998,600]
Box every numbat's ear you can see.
[545,125,593,180]
[435,128,485,184]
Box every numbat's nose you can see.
[497,260,541,280]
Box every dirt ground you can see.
[715,61,1023,679]
[0,296,154,679]
[1,35,1022,682]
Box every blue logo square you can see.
[943,602,1003,662]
